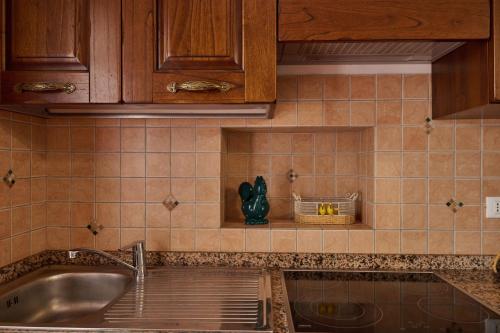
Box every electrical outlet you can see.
[486,197,500,218]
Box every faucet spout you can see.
[68,240,146,279]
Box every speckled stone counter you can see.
[0,251,498,333]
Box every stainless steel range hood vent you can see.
[0,103,273,119]
[278,41,465,64]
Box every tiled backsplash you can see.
[0,74,499,266]
[0,111,46,266]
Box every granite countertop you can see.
[0,251,498,333]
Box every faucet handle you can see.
[119,240,145,251]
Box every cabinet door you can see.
[490,0,500,101]
[1,0,121,104]
[123,0,276,104]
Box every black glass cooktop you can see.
[283,271,500,333]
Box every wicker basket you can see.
[293,193,357,225]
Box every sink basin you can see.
[0,266,272,331]
[0,266,133,325]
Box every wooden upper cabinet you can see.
[123,0,276,104]
[157,0,242,71]
[279,0,490,41]
[1,0,121,104]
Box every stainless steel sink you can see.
[0,265,273,332]
[0,266,133,326]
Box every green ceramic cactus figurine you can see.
[238,176,270,225]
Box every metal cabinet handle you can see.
[15,82,77,94]
[167,80,235,93]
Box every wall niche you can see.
[221,127,374,229]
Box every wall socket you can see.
[486,197,500,218]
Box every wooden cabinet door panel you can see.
[279,0,490,41]
[157,0,242,71]
[1,0,121,104]
[6,0,90,71]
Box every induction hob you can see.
[283,271,500,333]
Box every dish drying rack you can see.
[293,192,358,225]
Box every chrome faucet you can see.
[68,240,147,279]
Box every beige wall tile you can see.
[272,102,298,126]
[324,101,350,126]
[351,75,375,100]
[351,101,375,126]
[96,228,120,250]
[146,153,170,177]
[220,229,245,251]
[483,127,500,150]
[376,127,401,151]
[95,153,120,177]
[402,100,429,125]
[0,239,11,266]
[298,75,323,100]
[121,153,145,177]
[403,74,429,99]
[121,127,145,152]
[271,230,296,252]
[402,179,427,204]
[349,230,374,253]
[96,178,120,202]
[196,128,221,152]
[377,75,401,99]
[297,230,322,253]
[70,228,94,248]
[429,153,454,177]
[376,100,401,125]
[402,152,427,177]
[482,232,500,255]
[375,205,400,229]
[323,230,348,253]
[375,153,401,177]
[121,203,145,227]
[96,127,120,152]
[403,127,427,151]
[375,230,400,254]
[324,75,349,100]
[121,178,145,202]
[120,228,145,248]
[375,179,400,203]
[146,178,171,202]
[298,102,323,126]
[429,206,454,230]
[71,153,94,177]
[11,232,30,262]
[96,203,120,227]
[70,203,94,227]
[195,229,220,251]
[171,128,195,152]
[245,229,270,252]
[428,231,453,254]
[146,204,170,228]
[455,231,481,254]
[69,127,93,153]
[401,231,427,254]
[146,228,170,251]
[456,152,481,177]
[196,153,220,177]
[47,227,70,250]
[402,204,427,229]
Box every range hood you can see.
[1,103,273,119]
[278,41,465,65]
